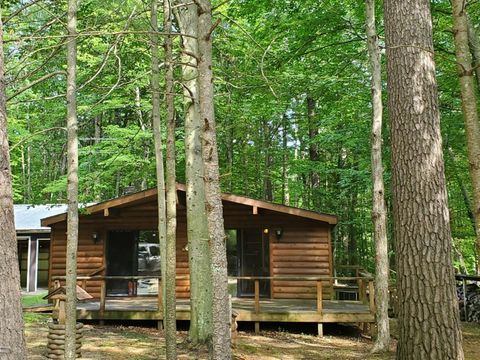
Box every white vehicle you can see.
[138,242,161,273]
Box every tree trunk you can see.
[467,17,480,91]
[136,86,149,190]
[150,0,167,315]
[452,0,480,275]
[0,11,27,360]
[281,113,289,205]
[65,0,79,358]
[94,113,102,145]
[365,0,390,352]
[263,118,273,202]
[307,96,320,209]
[173,1,213,345]
[447,146,476,235]
[196,1,231,358]
[384,1,464,359]
[164,0,177,358]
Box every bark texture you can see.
[196,1,231,358]
[467,17,480,91]
[151,0,167,310]
[384,1,464,359]
[174,1,213,345]
[65,1,80,358]
[365,0,390,352]
[0,11,27,360]
[452,0,480,275]
[164,0,177,358]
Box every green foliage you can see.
[4,0,479,272]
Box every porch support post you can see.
[368,280,375,314]
[157,277,163,330]
[28,237,38,292]
[254,279,260,333]
[99,278,106,326]
[317,280,323,337]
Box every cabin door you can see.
[238,229,270,297]
[106,231,138,296]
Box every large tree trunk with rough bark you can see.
[0,11,27,360]
[384,1,464,359]
[173,1,213,345]
[150,0,167,316]
[365,0,390,352]
[196,1,231,358]
[163,0,177,358]
[452,0,480,275]
[65,1,80,358]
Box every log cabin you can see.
[41,184,375,333]
[42,184,337,300]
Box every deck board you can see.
[74,297,374,324]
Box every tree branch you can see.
[4,30,197,43]
[7,71,66,101]
[4,0,44,25]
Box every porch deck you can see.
[75,297,374,324]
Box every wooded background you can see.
[3,0,477,273]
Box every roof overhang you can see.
[41,184,337,226]
[16,229,51,234]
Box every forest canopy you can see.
[3,0,477,273]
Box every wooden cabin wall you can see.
[49,224,104,298]
[48,200,334,301]
[270,227,333,300]
[49,222,192,300]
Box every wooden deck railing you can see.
[52,275,375,335]
[50,274,375,329]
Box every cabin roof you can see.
[41,184,337,226]
[15,204,68,234]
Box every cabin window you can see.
[106,230,161,296]
[226,229,238,296]
[17,238,29,289]
[226,230,238,276]
[137,230,160,295]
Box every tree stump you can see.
[231,310,239,346]
[46,322,83,359]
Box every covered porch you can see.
[51,274,376,336]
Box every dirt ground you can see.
[25,315,480,360]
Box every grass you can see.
[22,292,49,324]
[21,292,48,307]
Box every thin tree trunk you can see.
[447,146,476,235]
[94,113,102,145]
[263,118,273,202]
[27,139,31,201]
[365,0,390,352]
[307,96,320,209]
[164,0,177,358]
[452,0,480,275]
[281,113,289,205]
[467,17,480,90]
[94,113,102,201]
[135,86,145,129]
[196,1,231,358]
[136,86,149,190]
[0,10,27,360]
[65,0,79,358]
[150,0,167,316]
[173,1,213,344]
[384,0,464,359]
